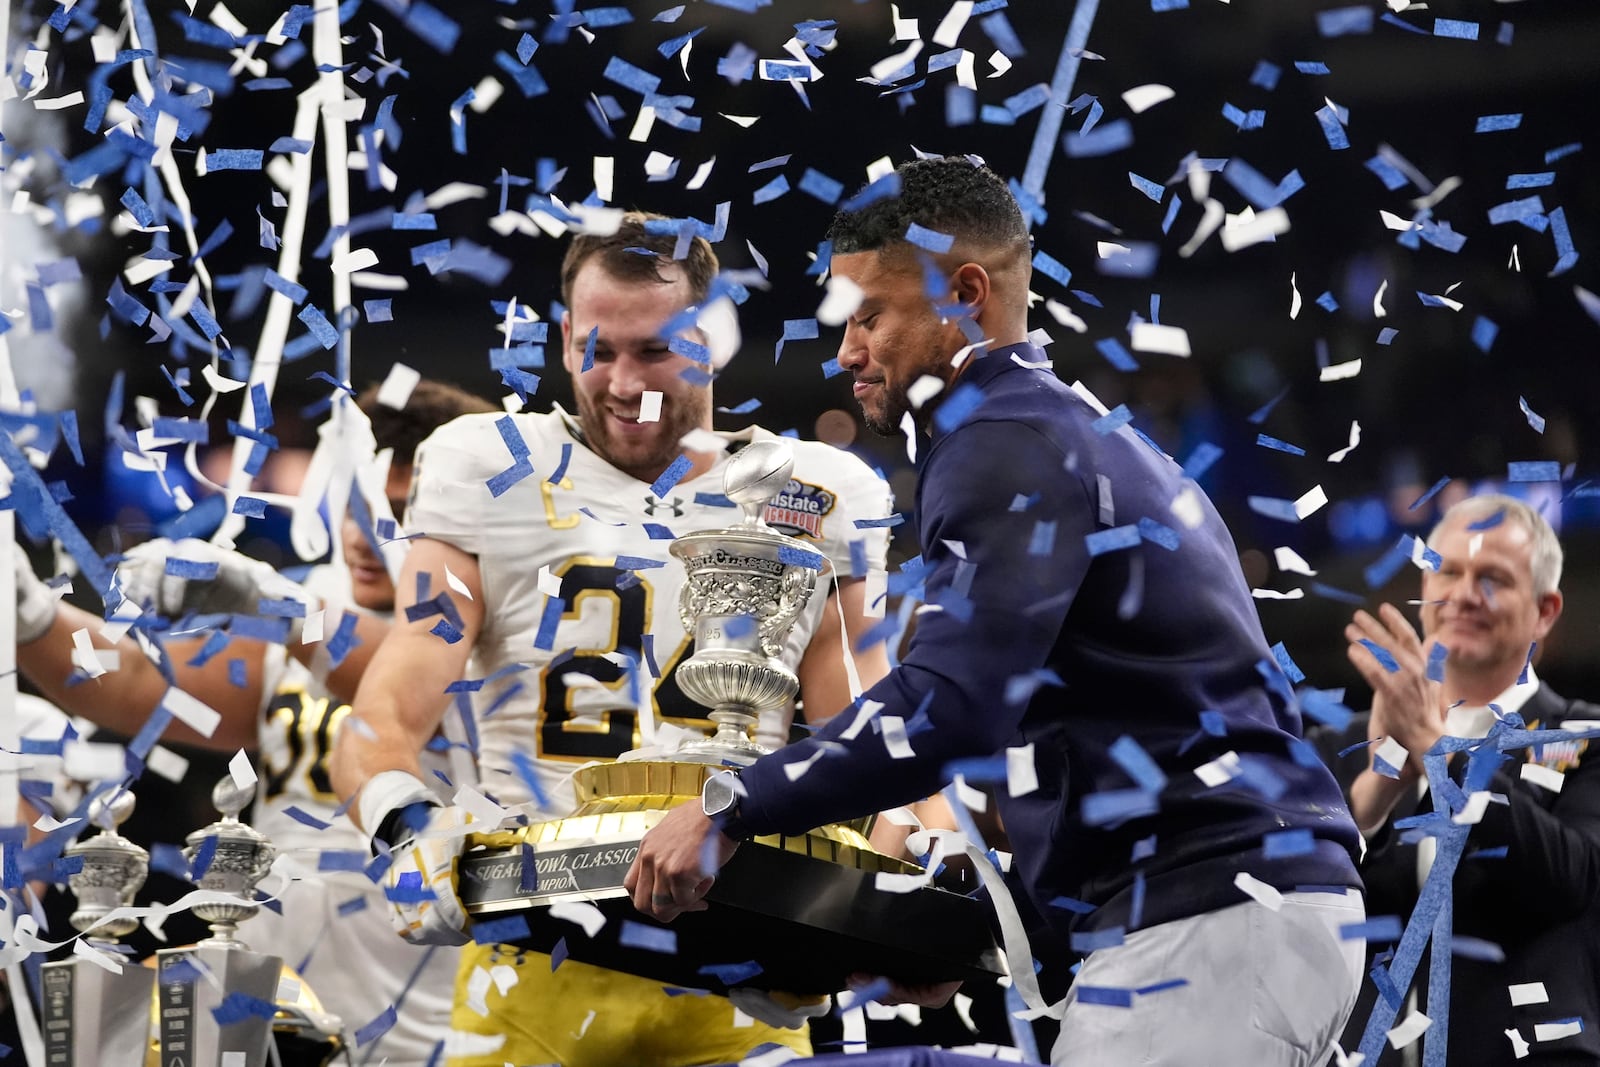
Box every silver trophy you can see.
[40,791,157,1067]
[670,440,826,764]
[156,776,283,1067]
[456,440,1004,994]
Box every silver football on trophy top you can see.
[64,790,148,942]
[669,440,827,764]
[185,775,277,946]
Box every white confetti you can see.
[1130,322,1191,357]
[1274,546,1318,576]
[70,628,109,678]
[881,715,916,759]
[164,687,222,738]
[987,51,1012,78]
[932,1,973,47]
[228,749,258,791]
[1220,206,1290,251]
[638,391,663,423]
[376,363,421,410]
[550,900,606,938]
[817,275,864,326]
[1293,485,1329,519]
[444,565,474,601]
[1006,743,1039,797]
[1508,983,1549,1007]
[1451,791,1492,825]
[1194,750,1241,788]
[1388,1011,1432,1049]
[1289,271,1302,319]
[331,247,379,274]
[1534,1020,1583,1043]
[1374,737,1410,775]
[1520,763,1565,793]
[1327,420,1362,463]
[1321,360,1363,383]
[1374,279,1389,318]
[146,745,190,783]
[537,566,563,598]
[1252,588,1305,600]
[1122,84,1175,114]
[1233,872,1284,911]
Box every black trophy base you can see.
[460,839,1004,996]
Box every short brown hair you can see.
[357,379,497,465]
[559,210,718,310]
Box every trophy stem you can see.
[675,703,770,765]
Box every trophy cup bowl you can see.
[66,791,148,942]
[185,777,278,944]
[458,440,1005,994]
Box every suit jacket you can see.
[1313,685,1600,1065]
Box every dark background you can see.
[14,0,1598,697]
[4,0,1599,1052]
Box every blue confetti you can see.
[471,914,532,945]
[355,1006,398,1047]
[1317,7,1372,35]
[1433,18,1479,39]
[529,594,564,652]
[1092,405,1133,435]
[1095,337,1138,372]
[1110,736,1167,792]
[1475,113,1521,133]
[1246,496,1300,523]
[1128,172,1164,203]
[1032,250,1072,287]
[1507,461,1560,483]
[773,318,818,364]
[1409,476,1451,511]
[1256,434,1306,456]
[1085,525,1140,557]
[619,920,677,953]
[1081,788,1159,827]
[905,222,955,254]
[650,455,693,497]
[1076,986,1134,1008]
[1071,927,1126,952]
[1518,396,1546,434]
[1063,119,1133,158]
[1263,828,1315,858]
[1358,639,1400,673]
[205,149,264,171]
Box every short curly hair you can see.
[827,157,1028,255]
[357,379,497,465]
[560,210,719,309]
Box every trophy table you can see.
[458,441,1004,995]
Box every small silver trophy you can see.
[40,791,157,1067]
[155,776,283,1067]
[669,441,825,764]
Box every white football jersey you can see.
[405,406,892,811]
[251,564,460,1067]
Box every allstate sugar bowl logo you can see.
[763,479,836,540]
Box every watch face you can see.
[703,771,738,817]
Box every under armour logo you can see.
[643,495,685,517]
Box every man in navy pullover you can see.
[629,156,1365,1065]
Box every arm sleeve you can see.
[1473,757,1600,921]
[740,419,1095,834]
